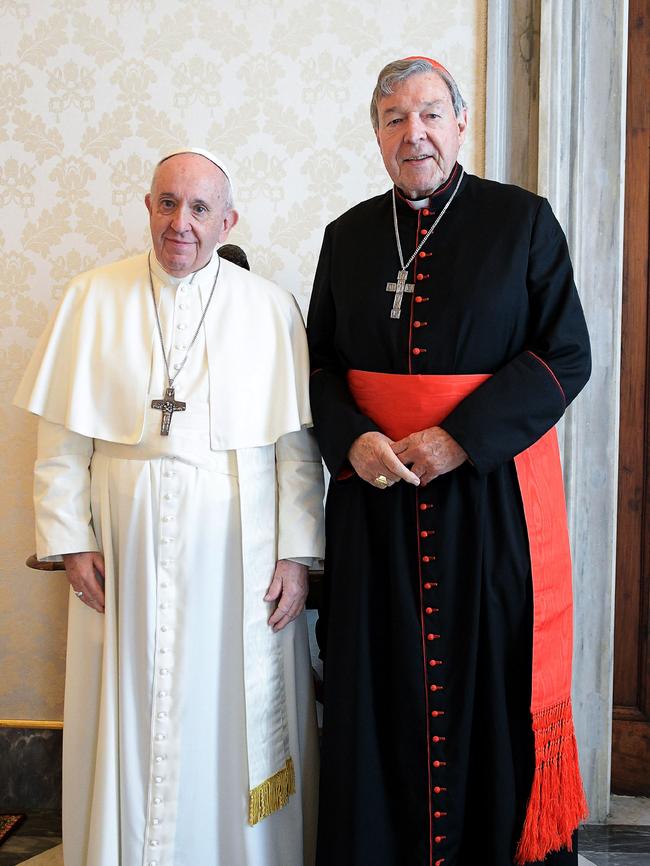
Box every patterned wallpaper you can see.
[0,0,487,721]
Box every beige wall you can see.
[0,0,487,722]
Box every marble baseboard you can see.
[0,728,61,811]
[608,796,650,826]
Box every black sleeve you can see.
[307,224,379,478]
[440,198,591,475]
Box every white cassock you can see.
[15,252,325,866]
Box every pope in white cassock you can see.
[14,148,325,866]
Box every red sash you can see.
[347,369,588,864]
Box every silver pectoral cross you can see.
[151,386,186,436]
[386,269,415,319]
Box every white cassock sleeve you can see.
[34,418,99,561]
[275,426,325,566]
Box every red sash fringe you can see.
[346,370,588,863]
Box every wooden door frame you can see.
[612,0,650,796]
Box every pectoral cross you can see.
[386,269,415,319]
[151,386,186,436]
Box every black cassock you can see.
[307,166,591,866]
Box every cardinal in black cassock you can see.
[307,57,591,866]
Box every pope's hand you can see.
[63,551,105,613]
[348,431,420,488]
[391,426,467,485]
[265,559,309,632]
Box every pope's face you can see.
[145,154,238,278]
[375,72,467,199]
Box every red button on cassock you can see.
[416,273,430,281]
[432,736,446,743]
[419,503,430,511]
[435,858,446,865]
[427,634,440,641]
[432,760,446,768]
[434,836,446,844]
[434,810,448,818]
[425,607,434,614]
[424,582,433,589]
[431,710,445,718]
[412,347,427,356]
[422,208,430,216]
[430,684,443,692]
[420,228,428,236]
[429,659,442,667]
[433,786,446,793]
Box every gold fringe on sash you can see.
[248,757,296,826]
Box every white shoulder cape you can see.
[14,252,313,448]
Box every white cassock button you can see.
[157,712,167,719]
[179,303,187,310]
[175,343,187,350]
[155,734,166,741]
[154,776,163,783]
[160,582,169,589]
[155,756,163,763]
[149,861,158,866]
[160,668,169,675]
[149,840,159,847]
[158,691,168,698]
[160,625,168,632]
[173,363,181,370]
[152,818,160,825]
[177,323,187,331]
[153,797,162,805]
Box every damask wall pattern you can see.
[0,0,487,720]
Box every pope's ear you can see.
[219,208,239,242]
[145,192,152,214]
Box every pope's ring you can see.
[375,474,390,489]
[74,590,84,598]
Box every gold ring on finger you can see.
[375,474,390,489]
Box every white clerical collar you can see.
[405,196,431,210]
